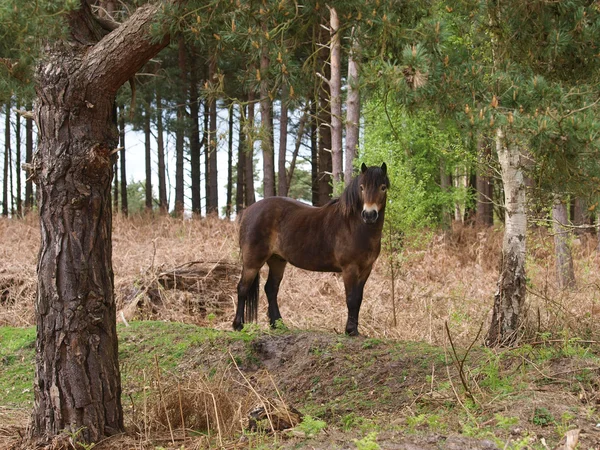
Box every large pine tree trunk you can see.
[553,198,575,289]
[329,6,343,189]
[156,90,168,215]
[345,28,360,184]
[28,2,168,444]
[118,105,128,216]
[485,128,527,347]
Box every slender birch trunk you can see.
[485,128,528,347]
[328,6,343,190]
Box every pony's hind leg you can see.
[234,266,260,331]
[265,256,287,328]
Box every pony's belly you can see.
[286,257,342,273]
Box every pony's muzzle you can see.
[361,209,378,224]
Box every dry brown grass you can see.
[1,214,600,346]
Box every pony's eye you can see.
[360,185,364,192]
[381,185,387,192]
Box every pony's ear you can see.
[361,162,368,173]
[381,162,387,175]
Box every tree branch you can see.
[83,2,171,95]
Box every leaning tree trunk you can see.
[485,128,527,347]
[28,2,168,444]
[552,197,575,289]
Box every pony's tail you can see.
[245,273,260,324]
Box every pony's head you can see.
[358,162,389,224]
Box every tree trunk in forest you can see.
[476,137,494,226]
[552,198,575,289]
[345,27,360,184]
[278,84,289,197]
[189,50,201,216]
[329,6,343,190]
[317,20,332,206]
[3,101,10,216]
[236,103,246,214]
[25,102,34,213]
[226,105,233,218]
[310,99,319,206]
[144,104,153,213]
[439,158,452,228]
[485,128,527,347]
[201,99,209,213]
[287,106,309,193]
[156,90,168,215]
[571,198,589,236]
[260,33,275,198]
[118,105,128,216]
[28,2,168,444]
[207,57,218,214]
[15,105,22,216]
[245,93,256,206]
[174,36,187,217]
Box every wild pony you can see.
[234,163,390,336]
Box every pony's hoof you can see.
[345,328,360,337]
[233,321,244,331]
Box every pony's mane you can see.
[325,176,362,218]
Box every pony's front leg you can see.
[342,267,369,336]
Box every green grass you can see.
[0,326,36,406]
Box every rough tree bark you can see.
[317,20,332,206]
[345,27,360,184]
[28,1,168,444]
[485,128,527,347]
[310,99,319,206]
[328,6,343,189]
[552,197,575,289]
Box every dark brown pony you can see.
[234,163,389,336]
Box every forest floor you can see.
[1,215,600,449]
